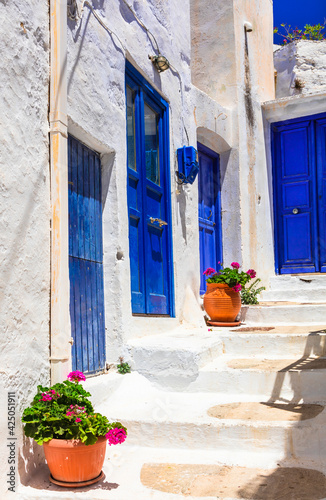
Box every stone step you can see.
[125,328,223,390]
[261,288,326,302]
[217,325,326,358]
[188,356,326,401]
[241,302,326,325]
[18,445,326,499]
[96,373,326,462]
[269,274,326,290]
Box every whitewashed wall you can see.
[0,0,50,494]
[275,40,326,98]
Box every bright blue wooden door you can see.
[198,143,223,294]
[126,63,173,315]
[272,115,326,274]
[68,135,106,374]
[316,118,326,272]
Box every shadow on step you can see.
[267,331,326,404]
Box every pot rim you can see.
[43,436,107,448]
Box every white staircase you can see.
[19,320,326,499]
[261,274,326,303]
[240,274,326,325]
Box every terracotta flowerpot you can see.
[203,283,241,322]
[43,436,107,484]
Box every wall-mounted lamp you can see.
[244,21,253,32]
[149,54,170,73]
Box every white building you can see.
[1,0,326,495]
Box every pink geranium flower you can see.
[105,427,127,446]
[203,267,216,276]
[39,392,52,402]
[231,262,240,269]
[67,371,86,383]
[246,269,256,279]
[75,418,82,423]
[233,284,242,292]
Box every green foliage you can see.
[21,379,126,446]
[241,278,265,305]
[205,264,254,289]
[117,361,131,374]
[274,23,326,45]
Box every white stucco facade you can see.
[2,0,326,494]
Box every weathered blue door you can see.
[68,135,106,374]
[198,143,223,294]
[126,63,173,315]
[272,114,326,274]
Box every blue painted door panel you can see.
[198,143,223,294]
[126,63,173,315]
[272,116,326,274]
[316,118,326,272]
[68,135,106,374]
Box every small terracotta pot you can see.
[203,283,241,322]
[43,437,107,483]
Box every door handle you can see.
[149,217,168,227]
[207,210,213,220]
[292,208,299,214]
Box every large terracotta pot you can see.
[43,436,107,483]
[203,283,241,322]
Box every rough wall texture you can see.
[0,0,50,493]
[274,40,326,98]
[234,0,275,283]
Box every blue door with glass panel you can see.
[126,62,173,315]
[68,135,106,374]
[272,113,326,274]
[198,143,223,294]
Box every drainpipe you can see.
[49,0,71,383]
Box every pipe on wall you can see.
[49,0,72,383]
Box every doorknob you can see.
[149,217,168,227]
[292,208,299,214]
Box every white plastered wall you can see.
[0,0,50,493]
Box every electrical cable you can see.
[120,0,160,54]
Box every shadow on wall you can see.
[18,435,46,487]
[102,151,116,209]
[176,187,187,244]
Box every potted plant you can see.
[21,370,127,487]
[203,262,256,326]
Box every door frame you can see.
[271,111,326,274]
[125,61,175,316]
[197,142,223,294]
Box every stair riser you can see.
[136,368,326,399]
[241,305,326,325]
[129,342,223,379]
[119,419,326,463]
[187,370,326,401]
[261,290,326,302]
[269,276,326,288]
[221,334,326,358]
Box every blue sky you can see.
[273,0,325,44]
